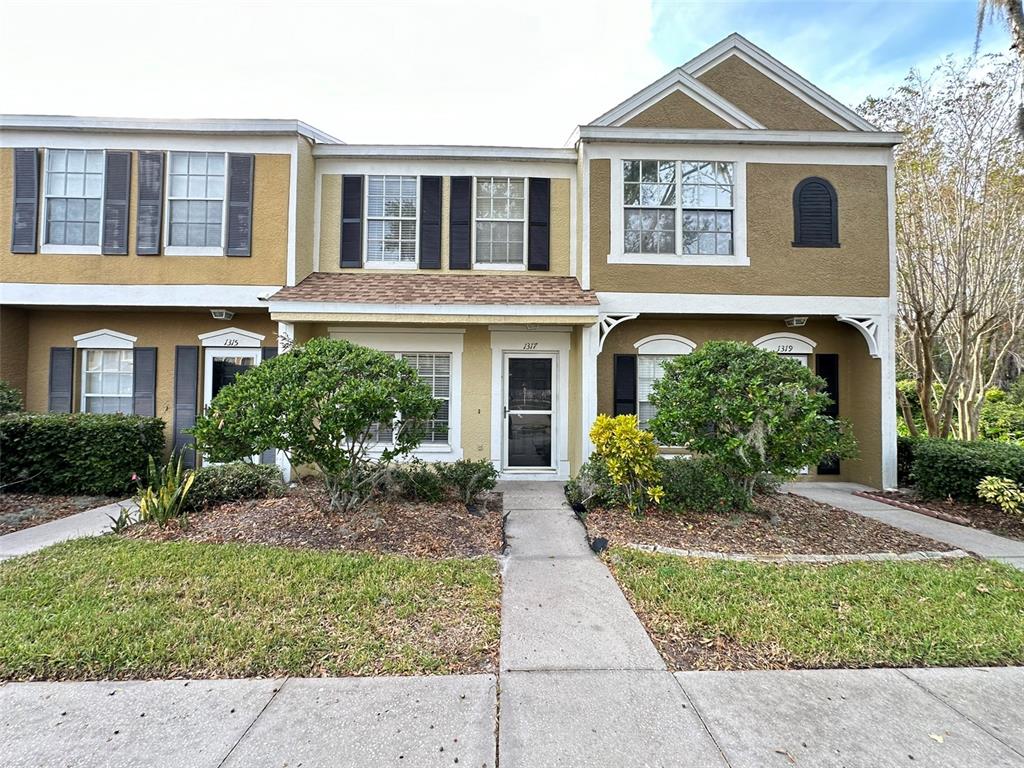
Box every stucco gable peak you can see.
[681,33,878,132]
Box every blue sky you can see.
[0,0,1012,145]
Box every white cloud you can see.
[0,0,664,146]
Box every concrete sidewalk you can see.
[786,481,1024,571]
[0,499,132,561]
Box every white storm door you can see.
[503,353,556,470]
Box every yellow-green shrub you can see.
[977,476,1024,517]
[589,414,663,516]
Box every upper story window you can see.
[793,176,839,248]
[44,149,104,247]
[475,177,526,266]
[168,152,226,249]
[622,159,736,258]
[82,349,133,414]
[367,175,418,265]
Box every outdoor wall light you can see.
[210,309,235,321]
[785,316,808,327]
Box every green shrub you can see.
[656,456,749,514]
[434,459,499,505]
[134,453,195,528]
[185,462,284,511]
[897,436,918,487]
[190,338,438,513]
[568,455,626,509]
[912,439,1024,501]
[590,414,664,515]
[0,382,23,416]
[0,413,165,495]
[979,398,1024,444]
[977,476,1024,516]
[385,460,446,503]
[649,341,856,501]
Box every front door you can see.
[203,347,261,407]
[504,354,555,470]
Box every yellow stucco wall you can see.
[597,315,882,487]
[0,149,289,286]
[588,159,889,296]
[294,138,317,284]
[1,306,29,396]
[623,90,734,130]
[18,309,279,449]
[317,175,571,276]
[696,56,846,131]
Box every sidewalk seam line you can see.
[671,675,734,768]
[896,669,1024,761]
[215,676,289,768]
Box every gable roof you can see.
[589,67,764,129]
[681,33,876,132]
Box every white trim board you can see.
[314,145,576,162]
[680,33,878,132]
[578,127,902,148]
[268,300,598,318]
[590,68,764,129]
[198,327,266,348]
[0,283,281,308]
[73,328,137,349]
[596,292,890,316]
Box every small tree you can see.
[190,338,438,513]
[649,341,856,501]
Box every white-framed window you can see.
[637,354,675,431]
[167,151,226,252]
[81,349,133,414]
[43,149,104,249]
[370,352,451,446]
[475,177,526,267]
[620,159,737,260]
[366,175,418,265]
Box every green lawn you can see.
[611,547,1024,669]
[0,538,500,680]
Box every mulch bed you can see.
[870,490,1024,542]
[583,492,954,555]
[0,493,116,535]
[126,485,504,558]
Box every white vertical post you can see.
[275,321,296,482]
[880,311,898,489]
[581,322,600,466]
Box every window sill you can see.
[165,246,224,257]
[40,244,102,255]
[368,444,463,461]
[364,261,419,270]
[608,253,750,267]
[473,262,527,271]
[792,242,841,249]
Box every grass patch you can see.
[0,537,500,680]
[611,547,1024,670]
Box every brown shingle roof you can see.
[271,273,599,306]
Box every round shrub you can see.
[656,456,749,514]
[185,462,285,511]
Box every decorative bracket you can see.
[597,313,639,353]
[836,315,881,358]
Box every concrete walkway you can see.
[0,499,132,561]
[786,481,1024,571]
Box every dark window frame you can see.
[792,176,839,248]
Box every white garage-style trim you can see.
[73,329,137,349]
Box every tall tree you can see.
[861,56,1024,440]
[977,0,1024,133]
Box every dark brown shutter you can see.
[816,353,841,475]
[173,346,199,468]
[136,151,164,256]
[101,151,131,255]
[132,347,157,417]
[527,177,551,271]
[613,354,637,416]
[226,154,254,257]
[449,176,472,269]
[793,177,839,247]
[259,346,278,465]
[48,347,74,413]
[340,175,363,268]
[11,148,39,254]
[419,176,442,269]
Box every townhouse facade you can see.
[0,34,900,488]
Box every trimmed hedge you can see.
[912,438,1024,501]
[0,413,165,496]
[185,462,285,512]
[896,436,918,487]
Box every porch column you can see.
[581,322,600,465]
[880,312,898,489]
[275,321,295,482]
